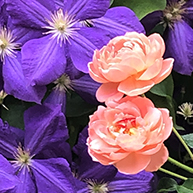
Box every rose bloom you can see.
[87,96,173,174]
[88,32,174,102]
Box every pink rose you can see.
[88,32,174,102]
[87,96,173,174]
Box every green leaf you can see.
[157,177,177,193]
[111,0,166,19]
[182,134,193,148]
[150,75,174,98]
[110,0,114,6]
[1,96,33,129]
[176,178,193,193]
[157,178,193,193]
[66,91,97,117]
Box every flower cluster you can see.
[1,0,193,192]
[0,0,159,192]
[87,31,174,174]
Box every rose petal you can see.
[115,153,151,174]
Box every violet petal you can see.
[44,88,67,114]
[108,171,156,193]
[0,154,19,192]
[72,74,101,104]
[14,167,36,193]
[21,35,66,86]
[0,119,23,159]
[3,54,46,104]
[93,7,145,36]
[164,20,193,75]
[141,11,163,34]
[24,103,68,156]
[68,32,96,73]
[66,0,110,20]
[31,158,77,193]
[6,0,51,28]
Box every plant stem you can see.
[172,127,193,160]
[168,157,193,174]
[158,167,187,181]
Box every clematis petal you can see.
[141,11,163,34]
[3,54,46,104]
[44,88,66,114]
[31,158,77,193]
[21,35,66,85]
[93,7,145,38]
[11,25,45,45]
[67,0,110,20]
[0,119,23,159]
[164,20,193,75]
[6,0,51,28]
[114,153,151,174]
[72,74,101,104]
[0,154,19,192]
[14,167,36,193]
[24,103,68,156]
[108,171,156,193]
[68,32,96,73]
[145,144,169,172]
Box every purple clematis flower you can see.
[0,103,76,192]
[141,0,193,75]
[5,0,144,87]
[0,25,46,103]
[73,127,157,193]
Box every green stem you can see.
[168,157,193,174]
[158,167,187,181]
[172,127,193,160]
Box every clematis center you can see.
[0,28,19,62]
[54,74,74,92]
[12,146,33,171]
[163,1,186,27]
[87,179,109,193]
[44,9,79,45]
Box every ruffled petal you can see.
[118,76,154,96]
[114,153,151,174]
[145,144,168,172]
[21,35,66,85]
[96,82,123,102]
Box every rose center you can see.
[112,117,137,136]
